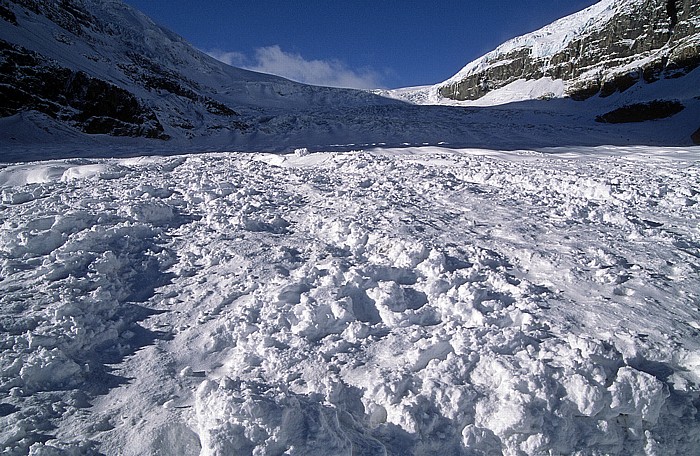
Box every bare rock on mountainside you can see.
[595,99,685,123]
[692,126,700,143]
[439,0,700,102]
[0,39,168,139]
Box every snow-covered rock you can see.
[437,0,699,102]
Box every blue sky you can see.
[123,0,599,89]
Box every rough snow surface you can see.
[1,146,700,455]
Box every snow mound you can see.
[0,161,126,186]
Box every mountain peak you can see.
[436,0,699,102]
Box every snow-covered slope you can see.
[0,0,400,144]
[1,145,699,455]
[387,0,699,106]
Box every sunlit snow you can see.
[1,146,699,455]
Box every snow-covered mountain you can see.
[441,0,699,101]
[0,0,399,143]
[386,0,699,106]
[1,0,700,160]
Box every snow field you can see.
[1,146,699,455]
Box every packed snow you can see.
[2,0,699,454]
[1,145,699,455]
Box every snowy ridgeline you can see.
[1,146,700,455]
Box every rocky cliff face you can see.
[0,38,168,139]
[438,0,699,101]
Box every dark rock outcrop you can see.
[0,2,17,25]
[668,0,678,29]
[0,39,168,139]
[692,127,700,144]
[594,100,685,123]
[8,0,100,36]
[439,0,699,102]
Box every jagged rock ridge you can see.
[438,0,699,101]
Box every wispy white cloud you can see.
[207,45,383,90]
